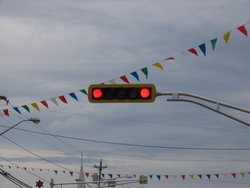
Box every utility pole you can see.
[94,160,107,187]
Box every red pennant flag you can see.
[40,169,42,172]
[214,174,219,178]
[58,96,68,104]
[231,173,236,178]
[181,175,185,180]
[120,76,130,84]
[133,174,136,178]
[164,57,175,60]
[85,172,89,177]
[117,174,121,178]
[40,100,49,108]
[165,175,169,179]
[24,167,27,171]
[69,171,74,176]
[188,48,198,56]
[237,25,248,37]
[3,109,9,116]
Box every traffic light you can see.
[88,84,156,103]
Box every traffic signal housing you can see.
[88,84,156,103]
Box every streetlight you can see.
[0,118,40,136]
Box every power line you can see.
[1,124,250,151]
[2,135,79,174]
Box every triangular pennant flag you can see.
[54,170,58,174]
[206,174,211,180]
[156,175,161,180]
[117,174,121,178]
[189,174,194,179]
[31,103,40,111]
[8,166,11,169]
[210,38,218,51]
[120,75,130,84]
[13,107,21,114]
[40,100,49,108]
[22,105,30,113]
[0,165,3,168]
[198,174,202,179]
[69,171,74,176]
[181,175,185,180]
[149,175,153,179]
[214,174,219,178]
[164,175,169,179]
[240,172,245,178]
[172,175,177,180]
[63,171,66,174]
[198,43,206,56]
[59,96,68,104]
[153,62,164,70]
[50,98,58,106]
[80,89,88,95]
[237,25,248,37]
[102,174,105,178]
[108,174,113,179]
[141,67,148,79]
[3,109,9,116]
[223,31,231,43]
[69,93,78,101]
[85,172,89,177]
[164,57,175,61]
[231,173,236,178]
[24,167,27,170]
[109,79,117,84]
[130,72,140,81]
[40,169,42,172]
[188,48,198,56]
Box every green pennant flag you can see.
[141,67,148,79]
[54,170,58,174]
[149,175,153,179]
[198,174,203,179]
[22,105,30,112]
[102,174,105,178]
[80,89,88,95]
[211,38,217,51]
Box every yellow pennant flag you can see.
[240,172,245,177]
[31,103,40,111]
[0,164,3,168]
[189,174,194,179]
[223,31,231,43]
[153,62,164,70]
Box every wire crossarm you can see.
[157,92,250,127]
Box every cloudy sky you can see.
[0,0,250,187]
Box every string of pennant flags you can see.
[0,164,250,181]
[0,22,249,117]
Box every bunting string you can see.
[0,164,249,181]
[0,22,249,117]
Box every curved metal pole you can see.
[157,92,250,127]
[0,118,40,136]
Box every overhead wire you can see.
[0,124,250,151]
[2,135,79,174]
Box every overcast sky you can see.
[1,0,250,188]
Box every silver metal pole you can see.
[157,92,250,127]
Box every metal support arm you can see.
[157,92,250,127]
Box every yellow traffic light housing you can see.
[88,84,156,103]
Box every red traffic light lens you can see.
[140,88,150,98]
[93,89,103,99]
